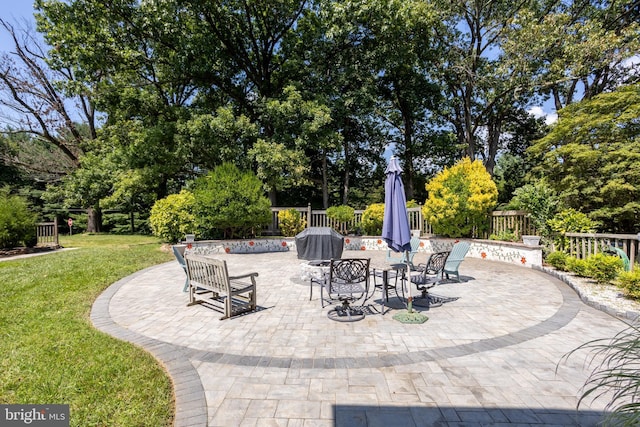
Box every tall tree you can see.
[0,18,105,229]
[528,83,640,232]
[430,0,541,175]
[501,0,640,111]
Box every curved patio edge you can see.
[90,256,634,427]
[90,263,207,427]
[534,264,640,322]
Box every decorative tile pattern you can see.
[184,237,542,267]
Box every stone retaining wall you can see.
[184,236,542,268]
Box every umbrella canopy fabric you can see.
[382,157,412,254]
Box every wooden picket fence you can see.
[565,232,639,268]
[266,205,524,238]
[36,219,59,246]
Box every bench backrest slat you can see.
[185,254,230,294]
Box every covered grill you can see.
[295,227,344,260]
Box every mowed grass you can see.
[0,234,175,426]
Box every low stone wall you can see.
[184,236,542,268]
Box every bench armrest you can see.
[229,272,259,280]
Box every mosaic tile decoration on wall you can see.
[183,237,542,267]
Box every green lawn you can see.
[0,234,175,426]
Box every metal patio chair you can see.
[320,258,372,322]
[409,251,450,307]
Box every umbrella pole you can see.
[392,249,428,324]
[405,250,413,313]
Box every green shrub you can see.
[326,205,354,233]
[149,190,197,243]
[566,253,623,284]
[278,209,306,237]
[585,253,623,284]
[509,181,559,238]
[489,230,518,242]
[545,251,570,271]
[193,163,272,239]
[423,157,498,237]
[0,188,38,248]
[361,203,385,235]
[617,268,640,300]
[547,208,598,250]
[566,256,591,277]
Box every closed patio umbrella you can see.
[382,157,428,324]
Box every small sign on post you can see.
[68,218,73,236]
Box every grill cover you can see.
[295,227,344,260]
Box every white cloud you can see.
[622,54,640,68]
[527,105,558,125]
[544,112,558,125]
[527,106,545,119]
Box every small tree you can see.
[193,163,271,239]
[423,158,498,237]
[149,190,196,244]
[0,187,38,248]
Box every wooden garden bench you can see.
[185,253,258,320]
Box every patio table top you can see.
[92,249,631,426]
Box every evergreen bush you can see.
[565,253,623,284]
[193,163,271,239]
[422,157,498,237]
[0,188,38,248]
[565,256,590,277]
[149,190,196,243]
[585,253,623,284]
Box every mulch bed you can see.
[0,246,60,258]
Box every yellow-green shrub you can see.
[617,268,640,300]
[361,203,385,235]
[546,251,570,271]
[149,190,196,243]
[423,157,498,237]
[278,209,306,237]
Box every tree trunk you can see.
[86,205,102,233]
[402,113,415,200]
[130,210,135,234]
[268,188,277,207]
[322,152,329,209]
[342,141,350,205]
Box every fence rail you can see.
[490,210,536,237]
[36,219,59,246]
[565,232,639,267]
[266,206,524,239]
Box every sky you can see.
[0,2,39,52]
[1,2,559,125]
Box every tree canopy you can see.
[0,0,638,232]
[529,84,640,232]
